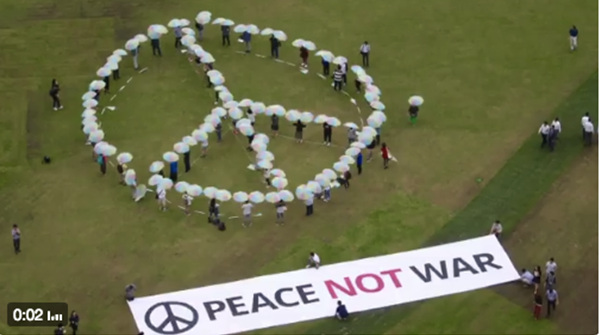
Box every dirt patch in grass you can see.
[496,149,598,334]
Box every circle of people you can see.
[76,11,425,230]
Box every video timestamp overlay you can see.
[7,303,68,327]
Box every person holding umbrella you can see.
[97,154,107,175]
[169,161,178,182]
[102,75,110,93]
[322,57,331,76]
[293,121,306,143]
[408,103,419,125]
[270,34,280,59]
[333,65,344,91]
[183,150,191,172]
[275,200,286,225]
[174,25,183,48]
[381,143,390,169]
[151,37,162,56]
[323,122,333,146]
[131,46,140,70]
[271,114,279,137]
[221,24,231,46]
[242,30,252,53]
[300,46,309,68]
[360,41,370,67]
[195,21,204,40]
[49,79,63,111]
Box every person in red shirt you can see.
[381,142,390,169]
[300,47,309,68]
[533,293,543,320]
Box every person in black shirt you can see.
[271,115,279,137]
[366,139,376,161]
[195,22,204,40]
[533,294,543,319]
[334,301,349,320]
[151,37,162,56]
[49,79,63,111]
[117,164,126,185]
[323,123,332,146]
[125,283,137,301]
[204,63,214,88]
[270,35,280,59]
[408,104,419,125]
[103,75,110,93]
[354,79,362,94]
[221,25,231,46]
[69,311,80,335]
[183,150,191,172]
[293,121,306,143]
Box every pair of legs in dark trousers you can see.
[584,131,593,145]
[112,69,120,80]
[334,80,343,91]
[51,95,61,109]
[13,239,20,253]
[357,164,362,175]
[151,41,162,56]
[361,52,369,67]
[305,205,313,216]
[546,300,556,317]
[222,35,230,46]
[184,152,191,172]
[271,47,279,58]
[323,131,332,143]
[540,134,548,148]
[323,62,330,75]
[175,37,182,48]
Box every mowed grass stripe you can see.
[299,72,597,335]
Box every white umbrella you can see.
[81,108,95,117]
[358,74,374,84]
[408,95,424,106]
[179,19,190,26]
[125,38,139,51]
[81,92,97,100]
[234,24,247,33]
[182,27,195,35]
[314,114,329,124]
[107,55,122,64]
[196,11,212,24]
[82,99,98,109]
[292,39,305,48]
[261,28,274,36]
[222,19,234,26]
[168,19,182,28]
[344,122,358,129]
[302,40,316,51]
[247,24,260,35]
[201,53,215,63]
[96,67,111,78]
[134,34,149,43]
[333,56,348,65]
[212,18,225,25]
[113,49,127,56]
[315,50,334,62]
[273,30,287,41]
[89,80,106,91]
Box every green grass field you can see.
[0,0,597,334]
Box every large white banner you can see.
[128,235,519,335]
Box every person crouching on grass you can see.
[306,252,320,269]
[182,192,192,216]
[335,301,349,320]
[520,268,534,287]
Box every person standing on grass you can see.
[216,122,223,142]
[341,62,348,85]
[551,117,562,137]
[169,161,178,183]
[538,121,550,148]
[270,35,280,58]
[569,25,578,51]
[204,63,214,88]
[300,46,309,68]
[97,154,107,175]
[151,37,162,56]
[305,196,314,216]
[323,184,331,202]
[242,30,252,53]
[375,127,382,145]
[294,121,306,143]
[208,198,220,223]
[221,25,231,46]
[581,112,590,139]
[356,151,363,175]
[183,150,191,172]
[548,125,558,152]
[306,252,320,269]
[263,168,272,187]
[201,140,209,157]
[112,62,120,81]
[174,26,183,48]
[545,286,559,317]
[12,224,21,254]
[323,122,333,146]
[322,56,330,76]
[360,41,370,67]
[366,139,376,161]
[271,114,279,137]
[241,200,253,227]
[69,311,79,335]
[381,142,390,169]
[195,21,204,40]
[276,200,286,225]
[49,79,63,111]
[533,266,542,294]
[343,170,352,188]
[102,75,110,93]
[117,163,126,185]
[408,104,419,125]
[247,109,256,126]
[347,127,357,146]
[533,293,543,320]
[583,118,594,146]
[545,271,557,288]
[125,284,137,301]
[335,300,349,320]
[157,188,167,212]
[131,46,140,70]
[354,78,362,94]
[545,258,558,276]
[182,192,192,216]
[489,220,502,239]
[333,65,344,91]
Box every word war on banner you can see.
[128,235,519,335]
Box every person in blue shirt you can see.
[356,151,363,175]
[242,31,252,53]
[269,35,280,59]
[334,301,349,320]
[169,161,178,182]
[322,57,330,76]
[174,26,183,48]
[221,25,231,46]
[569,25,578,51]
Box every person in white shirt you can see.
[545,257,558,275]
[263,168,271,188]
[520,268,534,286]
[583,119,594,146]
[241,200,253,227]
[359,41,370,67]
[201,140,209,157]
[538,121,550,148]
[341,62,348,85]
[581,112,590,139]
[275,200,287,225]
[182,192,193,216]
[157,188,167,211]
[489,220,503,240]
[306,252,321,269]
[551,117,561,136]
